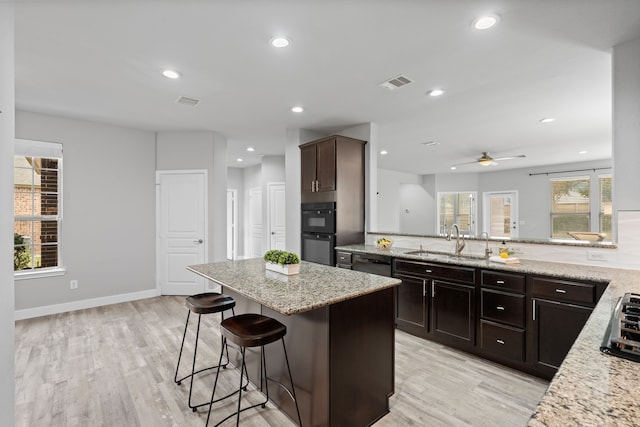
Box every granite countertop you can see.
[187,258,400,316]
[336,243,640,426]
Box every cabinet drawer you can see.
[480,320,525,362]
[481,289,525,328]
[481,270,525,293]
[336,251,352,264]
[531,277,596,306]
[394,260,475,284]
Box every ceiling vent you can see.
[176,96,200,107]
[379,75,413,90]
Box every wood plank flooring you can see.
[15,296,548,426]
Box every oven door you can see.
[301,233,335,266]
[301,203,336,234]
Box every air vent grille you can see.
[176,96,200,107]
[379,75,413,90]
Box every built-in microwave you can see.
[301,202,336,234]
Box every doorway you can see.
[267,182,286,250]
[226,189,237,260]
[156,170,207,295]
[483,191,519,238]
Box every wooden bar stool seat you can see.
[174,292,237,412]
[205,313,303,426]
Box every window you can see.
[599,175,612,240]
[14,139,63,276]
[550,177,590,238]
[437,191,476,236]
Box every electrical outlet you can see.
[587,251,606,261]
[70,280,78,289]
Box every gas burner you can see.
[601,293,640,362]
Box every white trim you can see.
[14,267,66,280]
[14,288,160,321]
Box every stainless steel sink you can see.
[403,250,485,261]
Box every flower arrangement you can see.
[263,250,301,275]
[376,237,392,249]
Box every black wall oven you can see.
[301,232,336,266]
[301,202,336,266]
[301,202,336,234]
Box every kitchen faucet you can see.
[479,231,493,259]
[447,224,465,256]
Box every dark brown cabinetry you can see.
[394,273,430,338]
[529,276,606,379]
[432,280,475,349]
[479,270,527,365]
[301,137,336,196]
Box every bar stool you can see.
[174,292,237,411]
[205,313,303,426]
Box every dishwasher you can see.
[351,253,392,277]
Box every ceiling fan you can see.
[451,152,526,168]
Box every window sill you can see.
[14,267,66,281]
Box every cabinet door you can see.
[315,138,336,193]
[532,298,592,378]
[394,274,429,338]
[300,144,318,196]
[432,280,475,348]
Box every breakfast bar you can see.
[187,258,401,427]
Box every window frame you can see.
[14,139,65,279]
[436,191,477,237]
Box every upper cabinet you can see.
[300,135,366,204]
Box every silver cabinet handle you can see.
[533,299,536,321]
[496,339,505,345]
[555,288,567,294]
[311,181,315,192]
[425,269,432,273]
[431,280,435,298]
[422,279,426,297]
[496,280,505,284]
[496,306,505,311]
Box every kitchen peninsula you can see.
[187,258,401,427]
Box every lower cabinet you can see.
[432,280,475,349]
[394,274,429,338]
[531,298,592,378]
[480,320,526,362]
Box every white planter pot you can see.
[265,262,300,275]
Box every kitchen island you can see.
[188,258,401,427]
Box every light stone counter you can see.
[187,257,400,315]
[337,243,640,426]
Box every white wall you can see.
[15,111,157,311]
[0,4,15,424]
[156,131,228,262]
[613,36,640,268]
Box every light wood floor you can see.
[15,296,548,426]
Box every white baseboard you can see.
[14,288,161,321]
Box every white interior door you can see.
[248,187,263,258]
[157,170,207,295]
[226,189,237,260]
[483,191,519,238]
[268,183,286,250]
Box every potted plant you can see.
[263,250,301,275]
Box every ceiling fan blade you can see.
[451,159,482,167]
[491,154,526,162]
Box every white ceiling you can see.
[14,1,640,174]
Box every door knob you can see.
[194,239,203,244]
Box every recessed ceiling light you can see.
[246,147,255,152]
[162,70,181,79]
[427,88,445,97]
[473,14,500,30]
[539,117,556,123]
[270,36,291,48]
[291,106,304,113]
[450,166,457,170]
[579,150,588,155]
[236,158,244,162]
[380,150,388,155]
